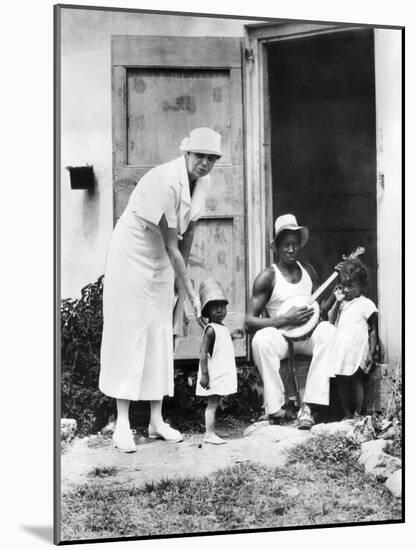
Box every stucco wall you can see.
[59,10,402,377]
[60,7,262,298]
[374,29,402,368]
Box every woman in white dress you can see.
[99,128,222,452]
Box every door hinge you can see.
[245,48,255,63]
[378,172,385,189]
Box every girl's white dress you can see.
[196,322,237,396]
[99,156,210,401]
[328,296,377,377]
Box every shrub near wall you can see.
[61,276,114,435]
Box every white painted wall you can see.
[60,11,403,378]
[60,7,262,298]
[375,29,402,368]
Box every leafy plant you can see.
[61,275,114,435]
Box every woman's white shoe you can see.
[148,423,183,442]
[112,428,137,453]
[204,433,226,445]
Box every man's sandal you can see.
[268,408,286,425]
[284,400,299,421]
[297,406,315,430]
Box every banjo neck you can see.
[308,271,339,304]
[306,246,366,305]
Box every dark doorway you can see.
[268,29,377,301]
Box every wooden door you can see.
[112,36,246,359]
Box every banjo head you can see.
[278,295,320,341]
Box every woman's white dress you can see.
[328,296,377,377]
[196,322,237,397]
[99,156,210,401]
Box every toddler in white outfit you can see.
[327,259,378,418]
[196,279,243,444]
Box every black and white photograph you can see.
[3,0,412,548]
[0,3,392,549]
[53,2,405,545]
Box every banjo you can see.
[278,246,365,342]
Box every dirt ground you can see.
[61,421,318,492]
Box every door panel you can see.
[126,69,233,166]
[112,36,246,359]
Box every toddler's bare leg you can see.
[351,369,365,415]
[336,376,353,419]
[204,395,226,444]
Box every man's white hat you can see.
[179,127,223,157]
[272,214,309,248]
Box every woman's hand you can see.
[200,372,210,390]
[231,328,245,340]
[365,354,375,372]
[190,295,205,328]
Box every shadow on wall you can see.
[82,176,100,247]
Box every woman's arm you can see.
[179,221,196,266]
[175,221,195,296]
[159,214,202,324]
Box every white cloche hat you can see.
[179,127,223,157]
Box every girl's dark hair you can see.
[339,258,368,288]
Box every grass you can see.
[61,433,401,542]
[88,466,119,478]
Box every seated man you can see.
[244,214,335,429]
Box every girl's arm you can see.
[199,327,215,389]
[366,312,379,370]
[321,293,335,320]
[159,214,203,325]
[328,301,341,325]
[327,285,345,325]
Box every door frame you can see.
[243,23,368,291]
[243,23,403,372]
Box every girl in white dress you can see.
[196,279,243,445]
[327,259,378,418]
